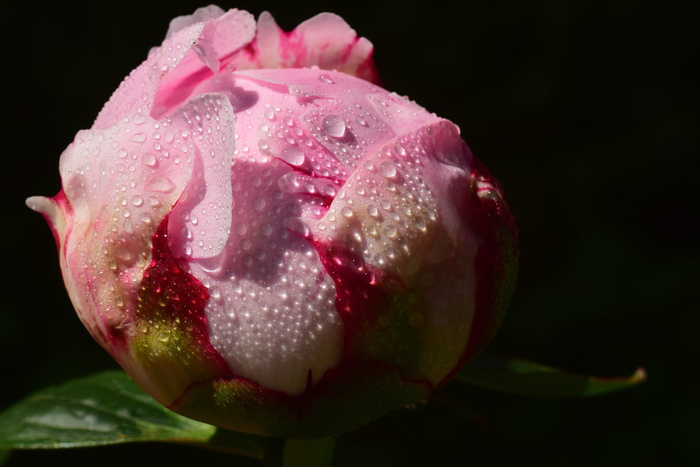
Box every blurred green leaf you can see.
[455,354,646,398]
[0,370,217,449]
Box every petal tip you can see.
[26,195,69,242]
[25,195,53,214]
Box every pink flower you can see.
[27,5,517,438]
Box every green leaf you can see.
[454,354,646,398]
[0,370,216,449]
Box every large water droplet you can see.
[260,223,273,236]
[115,244,133,262]
[379,161,397,178]
[283,217,310,237]
[146,176,176,193]
[130,133,147,144]
[318,74,335,84]
[394,143,407,156]
[141,153,158,167]
[322,115,346,138]
[280,146,305,166]
[341,206,354,218]
[131,195,144,207]
[252,198,266,212]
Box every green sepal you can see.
[173,359,431,439]
[453,354,646,398]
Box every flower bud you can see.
[27,6,517,438]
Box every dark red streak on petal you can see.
[128,215,230,372]
[310,237,404,357]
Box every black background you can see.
[3,0,698,465]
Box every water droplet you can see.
[341,206,354,218]
[130,133,147,143]
[367,205,379,217]
[362,160,376,172]
[379,161,397,178]
[352,230,364,243]
[115,244,133,261]
[252,198,266,211]
[146,176,176,193]
[318,74,335,84]
[275,286,289,299]
[283,217,310,237]
[260,223,273,236]
[355,115,368,127]
[323,184,337,197]
[280,146,305,166]
[141,153,157,167]
[132,114,146,125]
[131,195,144,207]
[322,115,346,138]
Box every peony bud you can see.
[27,6,517,438]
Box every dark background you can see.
[3,0,697,465]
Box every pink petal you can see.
[163,5,226,40]
[314,119,479,385]
[229,12,379,83]
[167,93,235,261]
[54,111,197,344]
[94,9,257,128]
